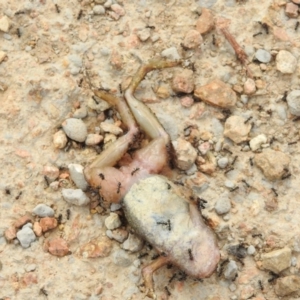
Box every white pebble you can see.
[287,90,300,116]
[224,260,238,280]
[121,233,144,253]
[68,164,89,191]
[53,130,68,149]
[33,204,54,217]
[93,5,105,15]
[254,49,271,63]
[105,213,122,230]
[110,203,122,211]
[0,16,10,33]
[247,245,256,255]
[17,227,36,248]
[249,134,267,151]
[276,50,297,74]
[100,122,123,135]
[215,197,231,215]
[62,118,88,142]
[73,106,87,119]
[137,28,151,42]
[85,134,103,146]
[218,157,229,169]
[62,189,90,206]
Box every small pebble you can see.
[215,197,231,215]
[254,49,271,63]
[112,249,133,267]
[73,106,87,119]
[218,157,229,169]
[33,222,42,237]
[68,163,89,191]
[62,118,88,142]
[243,78,256,95]
[249,134,267,151]
[110,203,122,211]
[106,228,128,243]
[39,217,58,232]
[62,189,90,206]
[137,28,151,42]
[198,142,210,155]
[172,138,197,170]
[196,8,214,34]
[93,5,105,15]
[100,122,123,135]
[194,79,237,108]
[32,204,54,217]
[0,15,10,33]
[275,275,300,296]
[180,96,194,107]
[42,165,59,182]
[182,30,203,49]
[276,50,297,74]
[105,213,122,230]
[287,90,300,116]
[16,227,36,248]
[161,47,181,60]
[291,257,297,267]
[224,260,238,280]
[172,68,194,94]
[261,247,291,273]
[85,133,103,146]
[104,0,112,7]
[44,237,70,257]
[224,116,252,144]
[121,233,144,253]
[25,264,36,272]
[285,2,298,18]
[80,237,112,258]
[53,130,68,149]
[247,245,256,255]
[0,51,7,63]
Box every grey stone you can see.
[218,157,229,169]
[68,164,89,191]
[121,233,144,253]
[261,247,291,273]
[73,106,87,119]
[110,203,122,211]
[215,197,231,215]
[25,264,36,272]
[62,189,90,206]
[106,228,128,243]
[62,118,87,142]
[112,249,133,267]
[137,28,151,42]
[32,204,54,217]
[224,260,238,280]
[287,90,300,116]
[254,49,271,63]
[105,213,122,230]
[16,227,36,248]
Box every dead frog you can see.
[83,59,220,298]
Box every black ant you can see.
[77,9,83,20]
[188,248,193,260]
[117,182,121,194]
[99,173,105,180]
[66,209,71,220]
[55,4,60,13]
[131,167,140,176]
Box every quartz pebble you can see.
[62,188,90,206]
[100,122,123,135]
[180,96,194,107]
[105,213,122,230]
[182,30,203,49]
[80,237,112,258]
[73,106,87,119]
[106,228,128,243]
[215,197,231,215]
[85,133,103,146]
[249,134,267,151]
[224,116,252,144]
[276,50,297,74]
[53,130,68,149]
[247,245,256,255]
[137,28,151,42]
[121,233,144,252]
[17,227,36,248]
[32,204,54,217]
[275,275,300,296]
[254,49,271,63]
[0,16,10,32]
[93,5,105,15]
[194,79,237,108]
[287,90,300,116]
[172,69,194,94]
[42,165,59,182]
[161,47,181,60]
[62,118,88,142]
[196,8,214,34]
[218,157,229,169]
[224,260,238,280]
[0,51,7,63]
[172,138,197,170]
[261,247,291,273]
[254,149,290,181]
[68,163,89,191]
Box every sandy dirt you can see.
[1,0,300,299]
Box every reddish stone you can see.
[4,226,17,241]
[196,8,214,35]
[13,213,33,229]
[39,217,58,232]
[44,237,70,257]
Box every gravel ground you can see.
[1,0,300,299]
